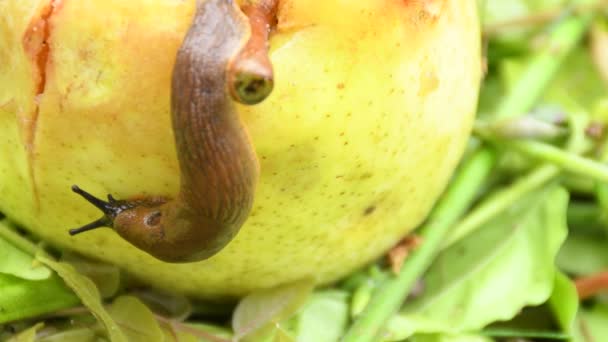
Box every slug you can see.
[68,0,278,263]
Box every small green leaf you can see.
[0,237,50,280]
[184,322,233,341]
[0,222,50,280]
[548,271,578,333]
[6,324,43,342]
[61,252,120,299]
[410,333,493,342]
[273,325,295,342]
[160,326,199,342]
[0,273,79,324]
[383,187,568,339]
[38,328,98,342]
[572,303,608,341]
[107,296,164,342]
[289,290,349,342]
[36,255,127,342]
[7,322,44,342]
[159,321,232,342]
[131,289,192,320]
[232,278,315,341]
[351,280,375,318]
[557,231,608,275]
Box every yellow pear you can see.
[0,0,481,298]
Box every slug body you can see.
[69,0,277,262]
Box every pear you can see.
[0,0,481,298]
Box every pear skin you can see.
[0,0,481,298]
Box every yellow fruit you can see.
[0,0,481,298]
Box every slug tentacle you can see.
[68,185,132,235]
[69,0,279,262]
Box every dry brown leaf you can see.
[387,235,423,274]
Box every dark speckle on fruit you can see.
[360,172,373,180]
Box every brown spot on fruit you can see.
[360,172,373,180]
[394,0,445,24]
[363,205,376,216]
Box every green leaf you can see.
[160,327,199,342]
[383,187,569,340]
[36,255,127,342]
[0,273,79,324]
[159,321,232,342]
[289,290,349,342]
[557,231,608,275]
[6,322,44,342]
[107,296,164,342]
[61,252,120,299]
[543,48,608,115]
[548,271,578,333]
[232,278,315,341]
[38,328,98,342]
[0,237,50,280]
[131,289,192,320]
[273,325,295,342]
[500,47,608,116]
[410,333,493,342]
[482,0,569,42]
[350,280,376,318]
[183,322,233,341]
[0,225,77,324]
[572,303,608,341]
[0,222,50,280]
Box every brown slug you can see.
[68,0,278,263]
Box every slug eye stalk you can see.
[69,185,127,235]
[68,0,279,263]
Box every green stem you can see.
[342,12,592,342]
[445,114,593,255]
[342,149,496,342]
[493,13,593,120]
[562,174,595,194]
[443,164,558,248]
[506,140,608,183]
[594,118,608,225]
[481,328,569,340]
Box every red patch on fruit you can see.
[23,0,62,95]
[21,0,63,208]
